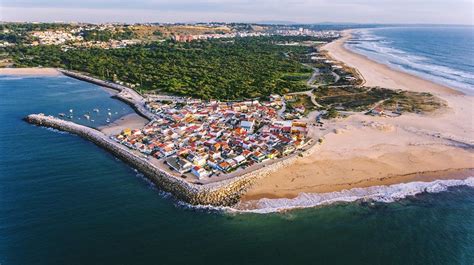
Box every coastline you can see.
[322,30,463,96]
[5,33,474,211]
[0,67,60,76]
[240,31,474,209]
[98,113,149,136]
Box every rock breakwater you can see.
[25,114,317,206]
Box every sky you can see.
[1,0,473,25]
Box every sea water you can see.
[1,73,474,263]
[346,26,474,94]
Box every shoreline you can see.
[240,31,474,210]
[241,168,474,201]
[98,113,149,136]
[322,30,463,96]
[0,67,61,76]
[5,36,473,211]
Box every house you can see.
[165,156,192,174]
[240,120,255,133]
[218,161,231,172]
[233,155,246,165]
[370,107,385,116]
[191,166,210,179]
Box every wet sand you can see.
[241,31,474,206]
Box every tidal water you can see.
[347,26,474,94]
[1,75,474,265]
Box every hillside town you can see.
[111,98,311,180]
[1,22,340,49]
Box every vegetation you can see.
[0,23,72,44]
[5,36,317,100]
[382,91,445,113]
[81,29,135,42]
[315,86,444,113]
[322,106,339,119]
[285,94,316,116]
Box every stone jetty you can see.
[25,114,317,206]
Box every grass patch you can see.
[315,86,445,113]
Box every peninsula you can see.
[3,23,472,209]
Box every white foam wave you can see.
[45,127,70,134]
[232,177,474,214]
[346,29,474,93]
[0,76,27,80]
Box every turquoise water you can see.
[1,75,474,265]
[347,26,474,94]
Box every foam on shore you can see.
[229,177,474,214]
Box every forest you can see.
[4,36,322,100]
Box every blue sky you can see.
[1,0,473,25]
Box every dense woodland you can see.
[81,29,136,42]
[4,36,324,99]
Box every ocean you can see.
[1,27,474,265]
[346,26,474,94]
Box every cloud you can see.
[1,0,472,25]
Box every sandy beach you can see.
[240,31,474,206]
[99,113,149,135]
[0,67,60,76]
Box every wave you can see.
[0,76,28,81]
[346,29,474,94]
[231,177,474,214]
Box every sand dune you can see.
[240,31,474,206]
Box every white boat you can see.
[58,113,65,117]
[108,112,112,116]
[93,108,99,113]
[84,114,90,120]
[69,109,73,113]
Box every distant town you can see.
[0,22,339,51]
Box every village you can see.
[111,96,312,180]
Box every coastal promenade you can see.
[25,113,318,206]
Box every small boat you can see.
[106,118,110,123]
[84,114,90,120]
[69,109,73,113]
[108,112,112,116]
[90,119,95,122]
[114,112,118,114]
[58,113,65,117]
[93,108,99,113]
[67,115,73,119]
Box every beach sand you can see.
[0,67,60,76]
[99,113,149,136]
[240,31,474,206]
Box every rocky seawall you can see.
[25,114,318,206]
